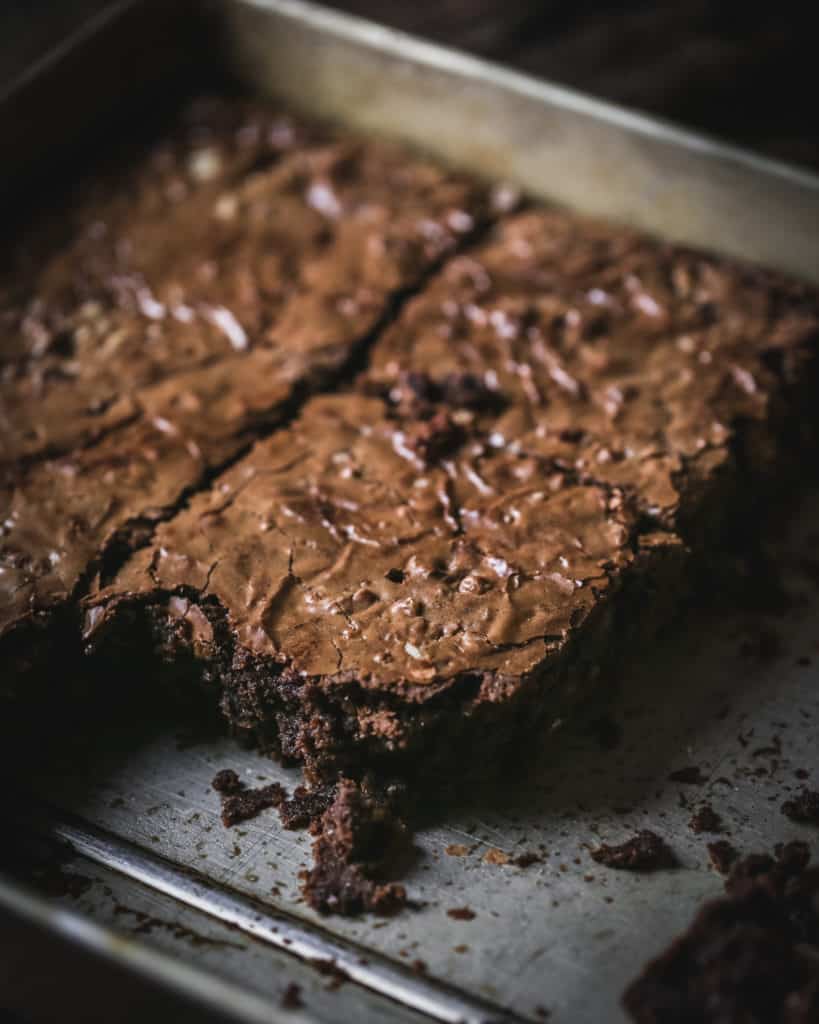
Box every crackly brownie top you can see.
[86,207,819,694]
[0,97,489,465]
[369,209,819,527]
[87,391,636,688]
[0,99,493,641]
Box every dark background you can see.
[330,0,819,170]
[2,1,817,169]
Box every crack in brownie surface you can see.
[0,98,493,680]
[4,98,819,918]
[84,209,819,786]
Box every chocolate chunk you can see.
[590,831,677,871]
[401,410,465,465]
[447,907,476,921]
[439,372,505,411]
[386,370,504,418]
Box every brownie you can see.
[367,209,819,536]
[623,842,819,1022]
[2,97,491,464]
[1,98,317,461]
[302,777,409,916]
[1,100,493,685]
[84,209,819,785]
[5,98,819,917]
[83,389,643,775]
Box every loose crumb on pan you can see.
[212,769,286,828]
[510,851,542,868]
[590,831,677,871]
[280,982,303,1010]
[688,803,724,834]
[482,848,509,865]
[211,768,242,794]
[446,843,472,857]
[622,842,819,1023]
[301,778,410,916]
[707,839,740,875]
[782,788,819,824]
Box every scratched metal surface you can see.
[0,857,427,1024]
[222,0,819,283]
[3,2,819,1021]
[15,491,819,1022]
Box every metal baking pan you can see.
[2,2,819,1022]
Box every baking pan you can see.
[2,2,819,1022]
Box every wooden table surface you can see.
[332,0,819,172]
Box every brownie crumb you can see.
[278,783,335,831]
[447,907,476,921]
[510,851,542,868]
[280,983,303,1010]
[313,959,349,990]
[482,848,509,865]
[591,831,677,871]
[112,905,243,950]
[211,769,242,794]
[688,803,723,834]
[668,765,707,785]
[782,788,819,825]
[215,773,287,828]
[302,777,409,916]
[447,843,472,857]
[707,839,740,875]
[411,959,428,975]
[623,842,819,1023]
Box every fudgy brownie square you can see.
[83,208,819,784]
